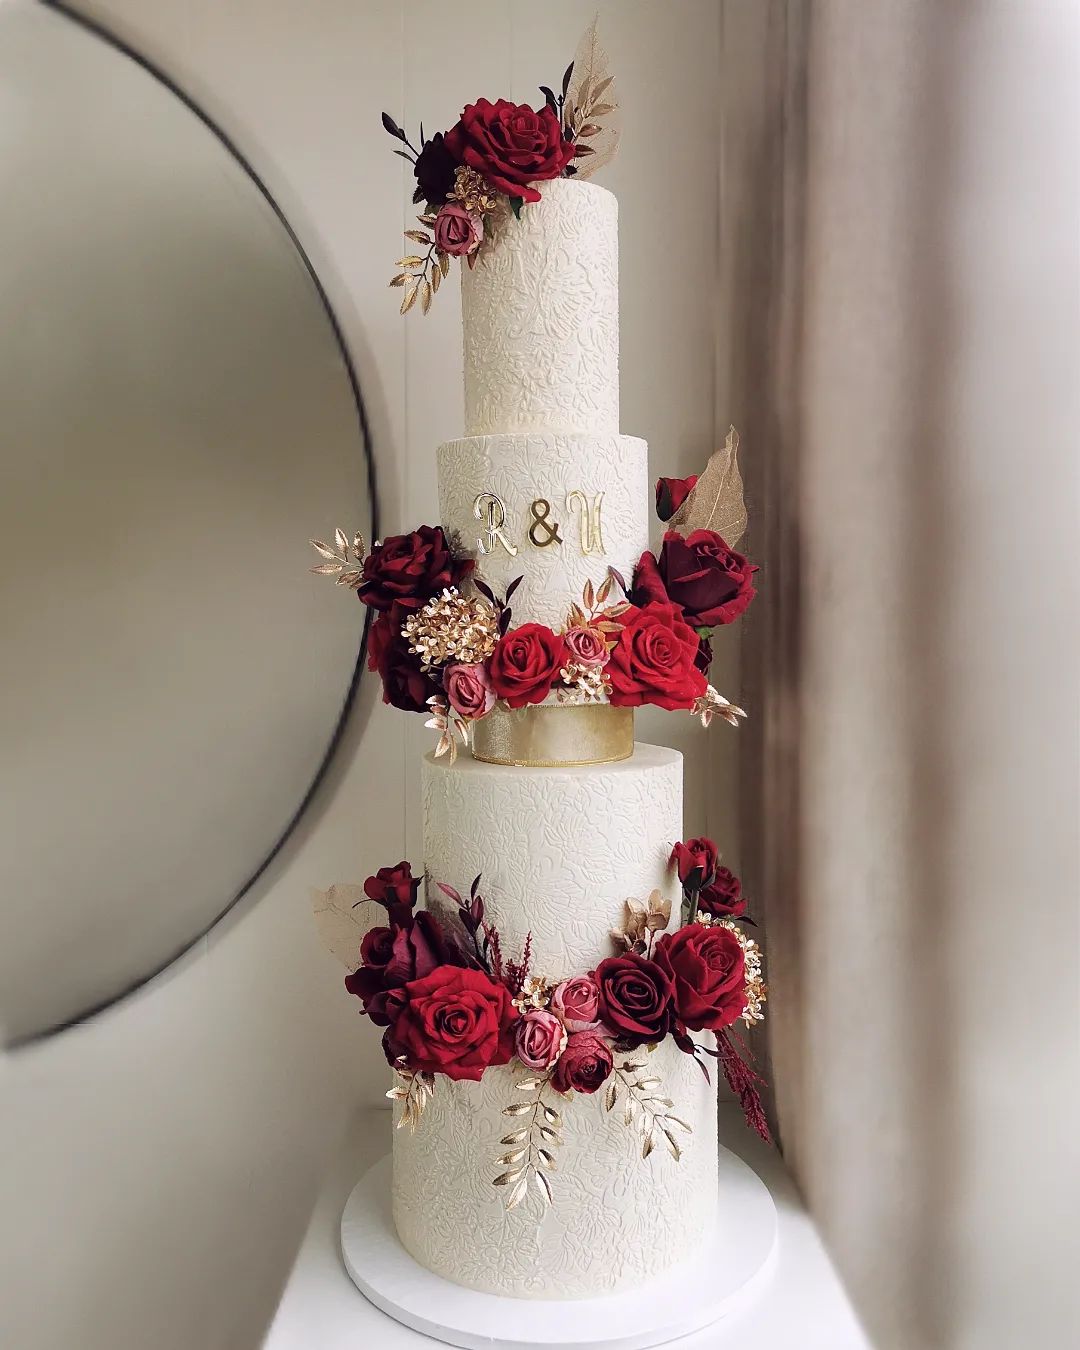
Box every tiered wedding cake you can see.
[392,179,717,1297]
[313,30,768,1320]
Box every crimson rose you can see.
[443,98,574,203]
[606,602,706,711]
[593,953,674,1046]
[487,623,567,708]
[358,525,469,612]
[345,912,453,1025]
[698,867,747,919]
[369,606,441,713]
[412,131,457,207]
[385,965,517,1081]
[364,861,420,916]
[551,1029,614,1094]
[670,837,719,889]
[655,475,698,522]
[632,530,757,629]
[654,924,747,1032]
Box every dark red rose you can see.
[605,602,707,711]
[697,867,747,919]
[363,861,420,917]
[655,475,698,522]
[551,1030,614,1094]
[695,633,713,674]
[670,837,719,889]
[593,953,674,1047]
[412,131,458,207]
[654,924,747,1032]
[384,964,518,1081]
[632,530,757,629]
[346,911,458,1025]
[443,98,574,203]
[369,609,441,713]
[487,623,567,708]
[358,525,470,613]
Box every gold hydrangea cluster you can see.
[556,662,611,705]
[400,588,499,669]
[510,975,549,1014]
[696,915,767,1026]
[449,165,498,216]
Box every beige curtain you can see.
[720,3,1079,1347]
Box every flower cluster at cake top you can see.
[344,838,767,1209]
[310,437,758,761]
[381,18,620,315]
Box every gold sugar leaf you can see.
[400,281,418,315]
[516,1078,542,1092]
[419,278,432,314]
[537,1148,557,1171]
[501,1129,529,1144]
[541,1105,561,1125]
[430,264,441,294]
[397,255,424,267]
[532,1170,553,1205]
[439,251,450,278]
[537,1124,561,1144]
[666,1116,693,1133]
[493,1168,525,1187]
[385,1086,407,1100]
[389,273,407,287]
[663,1128,682,1161]
[668,425,747,547]
[604,1081,618,1112]
[404,229,431,244]
[506,1175,528,1210]
[310,561,343,576]
[498,1149,528,1166]
[582,578,594,610]
[310,539,339,561]
[642,1131,655,1159]
[503,1102,533,1117]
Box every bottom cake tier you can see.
[392,1039,718,1299]
[390,743,718,1299]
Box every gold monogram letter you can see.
[473,492,519,557]
[566,491,605,556]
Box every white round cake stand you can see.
[340,1148,778,1350]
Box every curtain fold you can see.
[722,3,1079,1347]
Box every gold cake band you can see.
[470,703,634,767]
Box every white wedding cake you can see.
[392,180,718,1297]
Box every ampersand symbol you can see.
[528,499,562,548]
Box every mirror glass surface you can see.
[0,2,374,1044]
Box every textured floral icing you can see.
[461,179,619,436]
[438,431,649,630]
[420,744,682,976]
[392,1036,717,1298]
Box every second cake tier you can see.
[438,430,648,632]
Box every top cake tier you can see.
[461,179,618,437]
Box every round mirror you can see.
[0,1,376,1045]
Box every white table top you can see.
[263,1104,870,1350]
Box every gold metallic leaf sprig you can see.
[387,1058,436,1132]
[604,1060,691,1161]
[494,1074,563,1212]
[610,890,672,954]
[390,213,450,315]
[564,571,629,650]
[563,18,621,180]
[425,693,470,764]
[691,684,747,729]
[309,528,367,588]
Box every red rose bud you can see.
[358,525,470,613]
[605,602,707,712]
[632,530,758,629]
[655,475,698,522]
[697,867,747,919]
[670,837,719,889]
[363,862,421,918]
[443,98,574,204]
[593,953,674,1047]
[551,1030,614,1094]
[382,965,518,1082]
[654,924,747,1032]
[487,623,567,708]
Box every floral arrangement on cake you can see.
[311,434,757,761]
[343,836,767,1210]
[381,18,621,314]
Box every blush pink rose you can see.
[550,975,601,1032]
[515,1009,567,1071]
[433,203,483,257]
[444,662,495,719]
[562,626,609,667]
